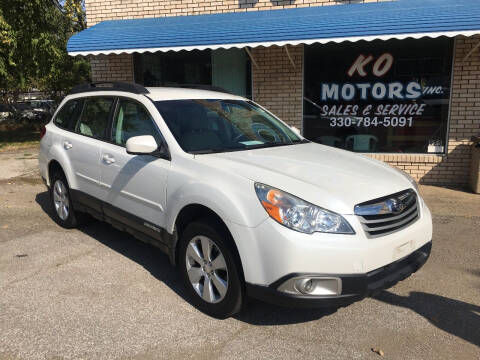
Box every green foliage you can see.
[0,0,90,95]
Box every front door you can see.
[99,98,170,233]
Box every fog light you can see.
[278,276,342,296]
[297,278,314,294]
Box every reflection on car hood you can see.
[199,142,413,214]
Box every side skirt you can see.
[70,189,176,263]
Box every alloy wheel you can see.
[185,235,228,303]
[53,180,70,221]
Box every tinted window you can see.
[54,99,81,129]
[111,99,160,146]
[75,97,114,139]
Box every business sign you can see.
[315,53,446,129]
[303,38,452,153]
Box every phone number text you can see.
[329,116,414,128]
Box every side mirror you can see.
[291,126,301,136]
[126,135,158,155]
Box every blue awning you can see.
[68,0,480,56]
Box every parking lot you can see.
[0,150,479,360]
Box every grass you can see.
[0,122,41,152]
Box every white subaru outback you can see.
[39,82,432,318]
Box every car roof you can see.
[145,87,245,101]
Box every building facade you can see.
[82,0,480,186]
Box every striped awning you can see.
[68,0,480,56]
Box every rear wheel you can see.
[49,172,86,228]
[179,219,244,318]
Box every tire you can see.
[49,172,87,229]
[178,219,244,319]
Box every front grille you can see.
[355,189,419,238]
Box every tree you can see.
[0,0,90,97]
[0,8,18,92]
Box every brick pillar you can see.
[90,54,134,83]
[442,36,480,185]
[251,45,303,129]
[410,36,480,186]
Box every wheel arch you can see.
[48,160,65,184]
[171,203,245,283]
[46,145,77,189]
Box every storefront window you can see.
[134,49,252,98]
[304,38,453,154]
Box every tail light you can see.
[40,126,46,140]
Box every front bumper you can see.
[227,197,432,286]
[246,241,432,308]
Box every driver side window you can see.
[111,99,161,146]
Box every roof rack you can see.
[174,84,232,94]
[69,82,149,95]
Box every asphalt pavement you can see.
[0,150,479,360]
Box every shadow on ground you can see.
[36,190,480,336]
[35,190,333,325]
[374,291,480,347]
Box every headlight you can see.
[254,183,354,234]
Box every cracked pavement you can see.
[0,150,479,359]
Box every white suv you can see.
[39,82,432,318]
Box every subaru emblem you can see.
[386,198,405,214]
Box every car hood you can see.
[198,143,413,214]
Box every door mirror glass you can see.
[126,135,158,155]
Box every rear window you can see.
[54,99,82,129]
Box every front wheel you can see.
[178,219,244,318]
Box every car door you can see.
[64,96,115,205]
[99,97,170,233]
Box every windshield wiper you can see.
[243,142,292,150]
[244,139,310,149]
[190,140,307,154]
[292,139,310,144]
[190,146,245,154]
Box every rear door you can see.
[64,96,115,204]
[98,97,170,232]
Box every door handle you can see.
[63,141,73,150]
[102,154,115,165]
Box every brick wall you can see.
[252,45,303,128]
[427,36,480,185]
[85,0,389,26]
[90,54,134,82]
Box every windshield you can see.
[155,99,305,154]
